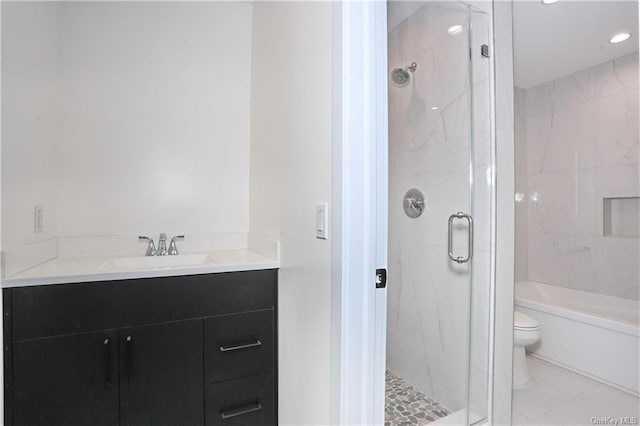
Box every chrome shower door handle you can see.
[448,212,473,264]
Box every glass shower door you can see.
[386,1,493,424]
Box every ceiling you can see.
[513,0,638,88]
[388,1,639,89]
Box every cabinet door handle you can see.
[125,335,134,384]
[220,402,263,419]
[103,338,111,388]
[219,340,262,352]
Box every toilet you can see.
[513,310,541,389]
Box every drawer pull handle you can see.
[219,340,262,352]
[103,338,111,388]
[220,402,262,419]
[125,335,134,384]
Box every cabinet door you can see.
[119,319,203,426]
[12,329,118,426]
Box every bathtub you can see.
[515,281,639,396]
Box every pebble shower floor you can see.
[385,370,451,425]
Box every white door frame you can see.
[331,1,388,425]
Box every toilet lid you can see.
[514,311,539,330]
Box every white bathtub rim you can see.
[515,299,639,338]
[515,281,639,338]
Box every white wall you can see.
[515,52,639,300]
[56,2,253,237]
[2,2,60,249]
[2,2,253,247]
[249,2,333,424]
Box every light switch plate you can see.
[315,203,328,240]
[34,205,43,233]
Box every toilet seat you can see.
[514,311,539,330]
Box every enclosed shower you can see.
[386,1,495,425]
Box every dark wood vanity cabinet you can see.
[12,329,120,426]
[3,269,278,426]
[119,319,204,426]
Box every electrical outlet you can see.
[34,205,43,233]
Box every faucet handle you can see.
[138,236,157,256]
[168,235,184,256]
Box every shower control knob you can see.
[403,188,425,218]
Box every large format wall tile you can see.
[528,233,597,293]
[596,237,640,299]
[595,92,639,167]
[517,51,639,300]
[527,170,596,236]
[525,102,597,173]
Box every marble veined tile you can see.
[527,233,597,293]
[612,52,639,92]
[514,358,639,425]
[526,102,597,173]
[524,53,638,119]
[525,81,554,117]
[595,91,639,167]
[512,380,571,420]
[530,384,640,426]
[386,241,471,411]
[596,237,640,300]
[590,52,639,100]
[527,170,597,236]
[595,163,639,199]
[527,356,599,400]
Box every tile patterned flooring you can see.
[513,356,640,425]
[385,370,451,425]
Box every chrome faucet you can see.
[156,233,169,256]
[168,235,184,256]
[139,234,184,256]
[138,236,157,256]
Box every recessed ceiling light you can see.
[447,25,463,36]
[542,0,559,4]
[609,32,631,44]
[431,106,439,111]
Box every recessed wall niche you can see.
[603,196,640,238]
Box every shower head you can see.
[390,62,417,87]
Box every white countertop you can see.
[2,249,279,287]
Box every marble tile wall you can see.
[515,52,639,300]
[387,1,494,413]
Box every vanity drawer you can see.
[205,374,275,426]
[204,309,274,384]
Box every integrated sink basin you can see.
[101,254,213,270]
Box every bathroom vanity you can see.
[3,262,278,426]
